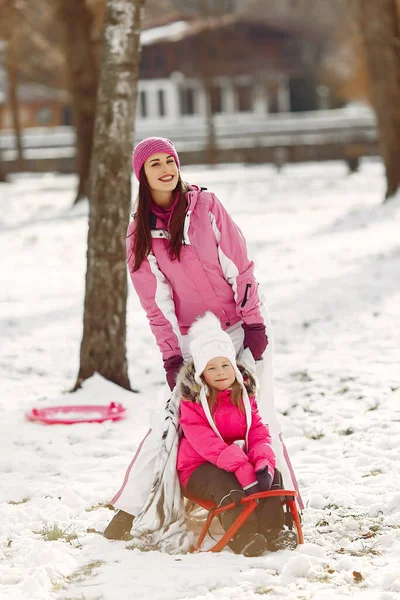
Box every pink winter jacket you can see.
[126,186,265,361]
[176,363,276,491]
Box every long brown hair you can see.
[129,167,188,272]
[206,379,244,415]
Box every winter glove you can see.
[256,466,273,492]
[242,323,268,361]
[163,354,184,391]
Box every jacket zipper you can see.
[241,283,251,308]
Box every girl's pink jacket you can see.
[126,186,265,361]
[177,387,276,491]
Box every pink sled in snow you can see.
[26,402,127,425]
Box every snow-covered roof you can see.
[141,21,191,46]
[140,13,316,49]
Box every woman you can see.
[104,137,302,540]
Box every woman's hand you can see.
[242,323,268,361]
[163,355,184,391]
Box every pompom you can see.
[188,312,223,340]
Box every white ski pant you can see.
[111,308,303,515]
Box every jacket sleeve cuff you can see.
[234,461,258,489]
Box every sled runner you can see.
[185,488,303,553]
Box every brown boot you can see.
[266,529,298,551]
[232,532,269,557]
[103,510,134,541]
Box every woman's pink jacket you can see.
[126,186,265,361]
[177,364,276,490]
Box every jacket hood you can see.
[177,360,257,404]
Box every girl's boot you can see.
[265,528,298,551]
[230,531,269,557]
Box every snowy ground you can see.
[0,159,399,600]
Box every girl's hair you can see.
[130,166,188,272]
[206,378,244,414]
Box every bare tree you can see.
[56,0,99,204]
[0,154,6,182]
[7,0,66,87]
[1,1,23,173]
[185,1,234,164]
[7,0,100,202]
[5,32,24,169]
[320,13,371,106]
[74,0,145,391]
[198,13,219,165]
[359,0,400,201]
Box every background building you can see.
[0,66,70,130]
[135,15,326,141]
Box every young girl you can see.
[104,137,302,541]
[177,312,298,556]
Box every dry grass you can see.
[35,523,78,543]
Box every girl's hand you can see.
[256,466,273,491]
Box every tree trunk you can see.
[0,154,7,183]
[203,75,217,165]
[198,16,219,166]
[57,0,99,204]
[359,0,400,200]
[74,0,145,391]
[6,35,24,170]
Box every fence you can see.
[0,107,378,174]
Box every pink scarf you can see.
[151,193,180,231]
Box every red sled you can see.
[185,488,304,553]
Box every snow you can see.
[1,159,400,599]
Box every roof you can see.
[140,13,322,47]
[141,20,191,46]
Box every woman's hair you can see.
[206,378,244,414]
[130,166,188,272]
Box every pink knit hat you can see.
[132,137,180,181]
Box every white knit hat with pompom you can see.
[188,312,251,447]
[188,312,243,385]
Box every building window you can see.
[36,106,53,125]
[63,105,73,125]
[289,76,317,112]
[266,80,279,114]
[210,85,223,114]
[158,89,166,117]
[139,51,149,71]
[235,85,253,112]
[180,87,196,116]
[139,90,147,118]
[154,48,165,70]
